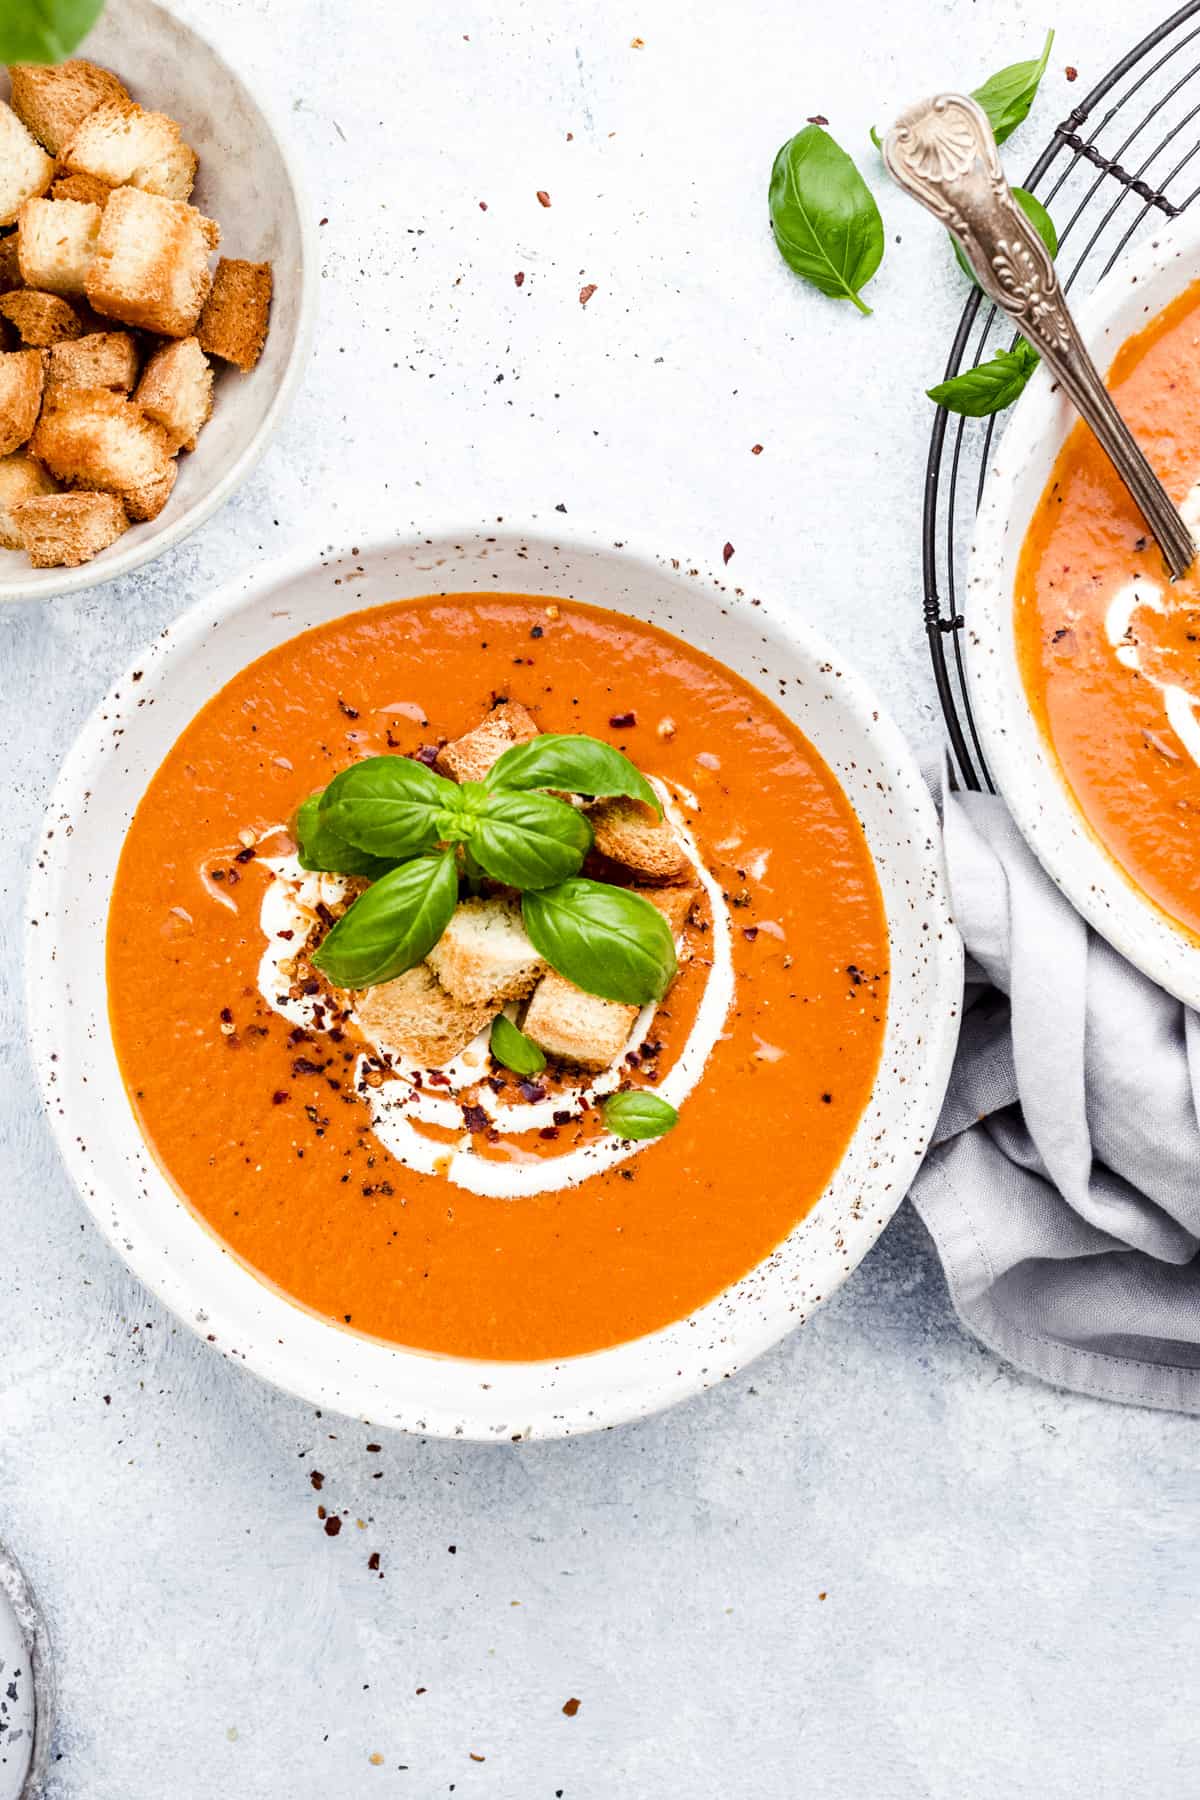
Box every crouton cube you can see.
[354,964,494,1067]
[58,99,196,201]
[32,387,177,521]
[49,171,113,207]
[10,490,127,566]
[641,882,701,940]
[0,235,21,294]
[0,347,43,454]
[85,188,217,337]
[0,101,53,229]
[435,700,540,784]
[0,288,83,345]
[135,335,211,449]
[45,330,138,398]
[588,796,692,885]
[17,197,100,295]
[196,257,272,371]
[425,897,545,1007]
[8,61,129,157]
[0,449,57,546]
[522,970,638,1071]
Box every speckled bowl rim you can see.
[0,0,320,605]
[26,523,963,1440]
[967,212,1200,1010]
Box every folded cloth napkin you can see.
[909,778,1200,1412]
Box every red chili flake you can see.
[324,1516,342,1537]
[469,1754,485,1763]
[751,443,763,455]
[821,1092,832,1104]
[806,114,829,126]
[847,964,864,985]
[515,271,525,287]
[553,1109,573,1126]
[292,1057,328,1076]
[608,710,636,728]
[234,845,256,863]
[1065,64,1078,81]
[517,1080,547,1103]
[562,1698,581,1717]
[277,928,294,941]
[579,283,597,306]
[462,1104,490,1134]
[211,868,226,882]
[319,217,328,226]
[366,1442,381,1452]
[479,200,488,211]
[272,1090,290,1106]
[219,1006,233,1024]
[310,1470,324,1490]
[414,743,440,766]
[536,190,551,207]
[743,925,759,942]
[368,1552,381,1570]
[337,696,360,720]
[530,624,543,639]
[722,542,735,565]
[539,1127,559,1140]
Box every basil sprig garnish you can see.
[971,28,1054,146]
[523,878,676,1006]
[468,788,593,889]
[602,1091,678,1140]
[769,125,884,315]
[321,757,461,860]
[485,733,662,815]
[927,340,1040,417]
[490,1014,547,1077]
[312,851,459,987]
[295,795,397,880]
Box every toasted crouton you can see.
[58,99,196,201]
[0,347,43,453]
[0,449,57,546]
[587,796,692,885]
[426,897,545,1007]
[354,964,494,1067]
[641,882,701,939]
[135,335,211,449]
[435,700,540,784]
[0,288,83,345]
[17,197,100,295]
[49,171,112,207]
[10,490,127,566]
[0,102,53,228]
[195,257,272,371]
[85,188,217,337]
[8,61,129,157]
[45,330,138,398]
[522,970,637,1071]
[32,387,176,520]
[0,235,21,294]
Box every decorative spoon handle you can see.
[883,92,1195,580]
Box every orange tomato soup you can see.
[107,595,888,1360]
[1016,279,1200,938]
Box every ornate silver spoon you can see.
[883,93,1195,579]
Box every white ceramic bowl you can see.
[0,0,317,602]
[968,212,1200,1009]
[27,526,962,1439]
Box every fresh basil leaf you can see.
[602,1091,678,1140]
[311,851,458,988]
[522,878,676,1005]
[769,124,884,316]
[470,789,592,890]
[490,1013,547,1077]
[927,340,1039,416]
[320,755,464,860]
[294,794,397,880]
[869,125,883,151]
[1,0,105,62]
[953,186,1056,284]
[485,733,662,815]
[972,28,1054,146]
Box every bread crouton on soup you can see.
[135,335,211,449]
[587,795,692,885]
[641,882,700,939]
[0,288,84,345]
[0,449,57,546]
[85,188,218,337]
[425,897,545,1007]
[0,101,54,229]
[49,170,112,207]
[354,964,494,1067]
[522,969,637,1072]
[435,699,540,784]
[0,235,22,294]
[0,347,44,455]
[18,197,101,295]
[32,387,177,521]
[7,61,130,157]
[45,330,138,397]
[58,99,197,201]
[11,489,127,567]
[196,257,272,371]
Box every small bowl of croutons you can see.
[0,0,316,598]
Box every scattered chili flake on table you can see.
[310,1469,324,1490]
[537,190,551,207]
[514,271,525,287]
[579,283,597,306]
[723,542,735,565]
[368,1552,381,1571]
[751,443,763,455]
[1065,64,1078,81]
[806,113,829,125]
[325,1516,342,1537]
[562,1698,581,1717]
[479,200,488,211]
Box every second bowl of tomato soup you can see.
[29,527,961,1436]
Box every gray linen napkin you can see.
[909,780,1200,1411]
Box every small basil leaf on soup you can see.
[320,755,462,860]
[294,795,397,880]
[485,733,662,816]
[602,1091,679,1141]
[953,186,1056,285]
[971,28,1054,146]
[470,789,593,889]
[768,124,884,316]
[522,878,677,1006]
[311,850,459,988]
[490,1013,547,1077]
[926,340,1039,417]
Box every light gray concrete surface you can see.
[3,2,1199,1795]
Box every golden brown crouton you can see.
[426,897,545,1007]
[10,489,127,566]
[522,970,637,1071]
[0,234,21,294]
[45,330,138,398]
[0,346,43,453]
[58,99,196,201]
[588,796,692,885]
[355,964,493,1067]
[17,197,100,295]
[641,882,701,939]
[32,387,177,520]
[0,101,53,228]
[134,335,211,449]
[195,257,272,371]
[8,61,129,157]
[435,699,540,784]
[0,288,83,345]
[49,171,112,207]
[0,448,57,546]
[85,187,217,337]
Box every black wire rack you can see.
[925,0,1200,791]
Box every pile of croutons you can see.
[0,59,273,569]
